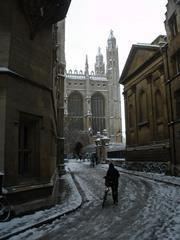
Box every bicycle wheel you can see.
[102,189,109,208]
[0,196,11,222]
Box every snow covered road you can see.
[9,161,180,240]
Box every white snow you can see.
[0,168,82,238]
[116,166,180,186]
[1,160,180,240]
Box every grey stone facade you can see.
[64,31,122,143]
[120,0,180,175]
[164,0,180,175]
[0,0,71,213]
[120,36,170,171]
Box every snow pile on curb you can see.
[116,167,180,186]
[0,171,82,238]
[100,163,180,186]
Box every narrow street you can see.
[10,160,180,240]
[1,2,180,240]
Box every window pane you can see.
[91,93,105,134]
[68,92,83,130]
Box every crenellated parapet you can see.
[64,30,122,143]
[66,68,106,80]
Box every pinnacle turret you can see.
[95,47,105,75]
[106,30,119,78]
[107,29,116,49]
[85,54,89,76]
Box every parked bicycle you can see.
[0,195,11,222]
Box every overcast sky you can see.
[65,0,167,73]
[65,0,167,136]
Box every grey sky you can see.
[65,0,167,136]
[65,0,167,73]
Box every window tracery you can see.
[91,93,105,134]
[68,92,83,130]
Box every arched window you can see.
[155,90,163,120]
[68,92,83,130]
[139,90,147,122]
[91,93,105,134]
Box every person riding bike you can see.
[105,162,120,205]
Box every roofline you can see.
[119,44,160,84]
[119,50,162,84]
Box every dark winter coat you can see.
[105,163,120,187]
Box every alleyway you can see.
[8,160,180,240]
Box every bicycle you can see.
[102,176,112,208]
[0,195,11,222]
[102,185,111,208]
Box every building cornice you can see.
[19,0,71,39]
[120,50,162,85]
[0,67,52,92]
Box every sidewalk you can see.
[1,162,180,239]
[100,161,180,187]
[115,166,180,187]
[0,168,82,240]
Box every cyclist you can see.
[105,162,120,205]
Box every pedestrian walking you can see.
[95,153,98,165]
[105,162,120,205]
[90,153,95,167]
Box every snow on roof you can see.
[135,43,160,48]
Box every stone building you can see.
[120,1,180,175]
[163,0,180,175]
[119,35,170,171]
[64,31,122,152]
[0,0,71,214]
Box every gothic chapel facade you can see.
[65,31,122,143]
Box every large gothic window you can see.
[91,93,105,134]
[68,92,83,130]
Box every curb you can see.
[116,168,180,187]
[0,170,83,240]
[101,163,180,187]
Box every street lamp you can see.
[95,129,110,163]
